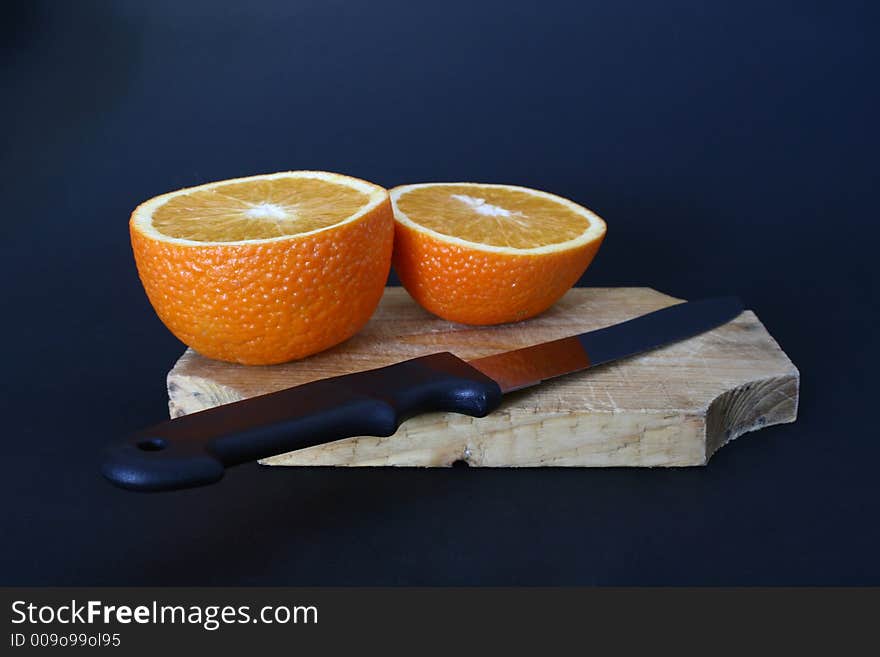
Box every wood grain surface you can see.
[166,287,799,467]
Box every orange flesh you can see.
[395,185,591,249]
[152,177,370,242]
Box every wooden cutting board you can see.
[166,287,799,467]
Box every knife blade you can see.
[102,296,743,491]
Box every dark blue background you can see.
[2,0,877,584]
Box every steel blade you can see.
[468,296,743,392]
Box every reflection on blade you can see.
[468,297,744,393]
[469,336,590,393]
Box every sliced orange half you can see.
[131,171,393,365]
[391,182,606,325]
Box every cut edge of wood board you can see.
[703,312,800,462]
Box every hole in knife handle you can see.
[137,438,168,452]
[451,459,470,468]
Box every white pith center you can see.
[451,194,518,218]
[245,202,288,219]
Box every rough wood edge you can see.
[704,372,799,462]
[703,313,800,461]
[167,374,241,419]
[262,408,705,467]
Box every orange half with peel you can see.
[130,171,393,365]
[390,182,606,325]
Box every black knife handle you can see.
[101,352,503,492]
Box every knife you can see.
[102,296,743,491]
